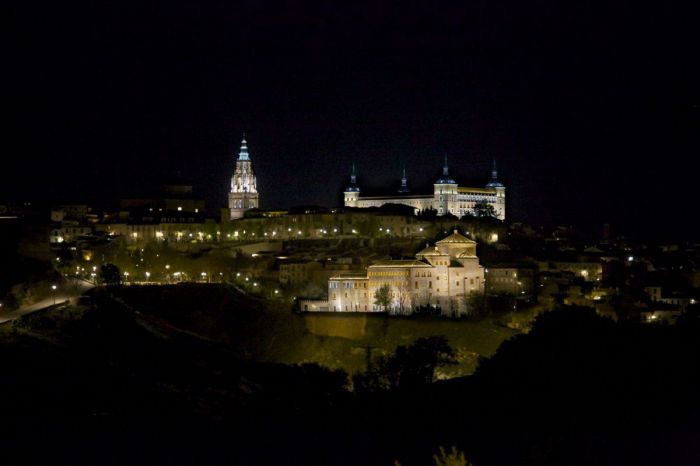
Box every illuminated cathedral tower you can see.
[228,134,259,220]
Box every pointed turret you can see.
[237,135,250,161]
[343,162,360,207]
[435,154,456,184]
[485,158,504,188]
[398,167,410,193]
[345,163,360,192]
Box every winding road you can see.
[0,279,95,325]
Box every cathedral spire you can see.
[237,135,249,161]
[443,154,449,176]
[491,158,498,180]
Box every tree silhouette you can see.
[473,200,497,218]
[99,263,121,285]
[353,335,457,391]
[374,284,392,312]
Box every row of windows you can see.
[333,305,369,311]
[368,270,409,277]
[331,293,369,300]
[231,199,256,209]
[329,282,368,289]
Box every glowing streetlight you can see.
[145,271,151,282]
[51,284,57,305]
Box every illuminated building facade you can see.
[229,135,259,220]
[344,158,506,220]
[318,230,485,316]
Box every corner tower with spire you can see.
[398,168,410,193]
[485,159,506,219]
[343,163,360,207]
[229,134,260,220]
[433,155,458,216]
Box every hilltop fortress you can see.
[343,158,506,220]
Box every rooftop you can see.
[369,260,432,268]
[436,230,475,244]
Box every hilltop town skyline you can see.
[4,1,698,238]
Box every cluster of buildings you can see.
[300,230,485,316]
[225,134,507,221]
[30,134,508,252]
[5,132,700,324]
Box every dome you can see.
[416,245,445,256]
[435,175,457,184]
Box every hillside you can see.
[109,283,519,376]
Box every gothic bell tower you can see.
[229,134,259,220]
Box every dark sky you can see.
[4,1,698,237]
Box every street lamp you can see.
[51,284,57,305]
[145,271,151,282]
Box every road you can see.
[0,279,95,325]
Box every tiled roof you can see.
[436,230,475,244]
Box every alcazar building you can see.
[344,158,506,220]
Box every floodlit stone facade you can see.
[229,135,259,220]
[344,159,506,220]
[317,230,485,316]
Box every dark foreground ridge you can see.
[1,290,699,466]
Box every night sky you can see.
[4,1,698,237]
